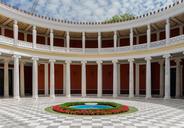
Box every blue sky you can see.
[3,0,176,21]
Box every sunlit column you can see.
[113,31,117,51]
[128,58,134,98]
[130,28,133,49]
[4,59,9,97]
[145,57,152,99]
[147,24,151,48]
[66,31,70,52]
[1,27,5,36]
[13,55,21,99]
[117,63,121,95]
[66,60,71,97]
[63,64,66,95]
[50,29,54,51]
[165,19,170,45]
[164,54,171,99]
[33,25,37,48]
[98,32,101,53]
[179,25,183,35]
[113,59,118,97]
[97,60,102,97]
[32,57,39,99]
[81,60,87,97]
[50,59,55,98]
[13,20,18,45]
[82,32,85,53]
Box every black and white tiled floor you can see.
[0,97,184,128]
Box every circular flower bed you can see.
[50,102,129,115]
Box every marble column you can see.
[33,25,37,49]
[98,32,101,53]
[63,64,66,95]
[20,61,25,97]
[130,28,133,50]
[32,57,39,99]
[4,59,9,97]
[175,59,181,98]
[13,20,18,45]
[13,55,21,99]
[128,58,134,98]
[113,59,118,97]
[117,64,121,95]
[50,29,54,51]
[66,60,71,97]
[113,31,117,51]
[164,54,171,99]
[66,31,70,52]
[135,63,140,96]
[81,61,87,97]
[159,60,164,97]
[82,32,85,53]
[147,24,151,48]
[97,60,102,97]
[165,19,170,45]
[44,63,49,96]
[145,57,152,98]
[50,59,55,98]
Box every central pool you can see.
[69,104,113,110]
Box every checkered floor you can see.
[0,97,184,128]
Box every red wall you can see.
[71,65,81,94]
[160,31,166,40]
[5,29,13,38]
[139,35,147,44]
[86,65,97,94]
[24,66,32,95]
[37,36,45,44]
[27,34,33,43]
[18,32,24,41]
[70,40,82,48]
[151,63,160,94]
[139,64,146,94]
[151,33,157,42]
[86,40,98,48]
[102,64,113,94]
[120,38,129,46]
[54,38,64,47]
[120,64,129,94]
[102,40,113,48]
[171,28,179,37]
[54,64,63,94]
[38,64,44,94]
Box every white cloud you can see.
[4,0,177,21]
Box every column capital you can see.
[82,32,85,36]
[163,54,171,59]
[4,58,10,63]
[128,58,134,62]
[114,31,117,35]
[49,59,56,63]
[175,58,181,64]
[130,28,133,33]
[145,56,152,61]
[112,59,118,63]
[13,54,21,59]
[32,57,39,61]
[66,31,70,36]
[33,25,36,30]
[50,29,53,33]
[166,18,170,24]
[159,60,164,65]
[81,60,87,64]
[65,60,71,64]
[147,24,151,29]
[98,32,101,36]
[97,60,103,64]
[14,20,17,25]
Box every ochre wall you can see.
[71,65,81,94]
[102,64,113,94]
[120,64,129,94]
[86,65,97,94]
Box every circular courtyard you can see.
[0,97,184,128]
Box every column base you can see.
[14,96,20,100]
[50,95,55,99]
[113,94,117,98]
[32,95,38,99]
[4,95,9,98]
[97,94,102,98]
[146,96,152,99]
[66,95,71,98]
[164,96,171,99]
[129,95,134,98]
